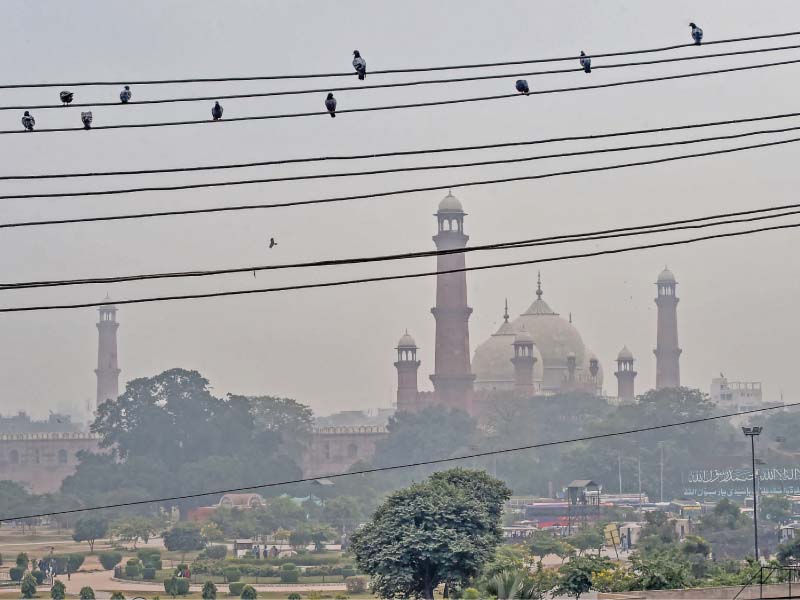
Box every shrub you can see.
[79,586,96,599]
[137,548,162,563]
[344,576,367,594]
[0,552,3,565]
[288,594,301,600]
[281,563,296,572]
[99,552,123,570]
[110,593,125,600]
[21,573,37,599]
[202,581,218,599]
[462,588,480,600]
[205,545,227,560]
[10,566,24,581]
[280,570,299,584]
[164,576,190,597]
[142,567,156,580]
[228,582,246,597]
[16,552,29,568]
[240,585,257,600]
[125,562,140,578]
[32,569,45,584]
[340,567,356,578]
[223,567,241,583]
[176,563,188,573]
[51,580,67,600]
[335,595,350,600]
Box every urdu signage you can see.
[684,467,800,498]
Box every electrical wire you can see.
[7,43,800,111]
[4,124,800,202]
[0,400,795,521]
[4,109,800,181]
[4,204,800,291]
[5,130,800,230]
[3,219,800,313]
[4,58,800,135]
[3,29,800,89]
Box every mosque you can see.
[0,190,684,487]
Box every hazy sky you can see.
[2,0,799,420]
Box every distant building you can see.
[711,375,763,410]
[0,412,80,434]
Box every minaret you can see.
[95,298,120,408]
[430,191,475,414]
[394,331,421,412]
[615,346,637,402]
[654,267,681,389]
[511,329,537,396]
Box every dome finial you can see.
[536,271,543,298]
[503,298,509,322]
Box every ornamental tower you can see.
[394,331,421,412]
[95,298,121,408]
[511,328,537,396]
[430,191,475,413]
[654,267,681,389]
[615,346,637,402]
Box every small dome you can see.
[617,346,634,361]
[657,267,676,283]
[397,330,417,348]
[514,329,534,345]
[438,191,464,213]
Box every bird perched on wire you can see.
[690,22,703,45]
[21,111,35,131]
[119,85,132,103]
[212,101,223,120]
[352,50,367,80]
[579,51,592,73]
[515,80,530,95]
[81,111,93,129]
[59,91,74,106]
[269,238,277,248]
[325,93,337,117]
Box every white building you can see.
[710,374,762,411]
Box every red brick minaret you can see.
[395,331,421,412]
[615,346,637,402]
[95,298,121,408]
[654,267,681,389]
[430,191,475,413]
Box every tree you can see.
[350,468,511,599]
[202,581,217,600]
[554,556,611,599]
[761,495,792,524]
[21,573,37,599]
[163,522,206,560]
[200,522,224,543]
[630,551,691,590]
[50,580,66,600]
[72,516,108,552]
[529,530,563,562]
[568,526,605,557]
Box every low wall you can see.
[599,582,793,599]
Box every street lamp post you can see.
[742,426,763,561]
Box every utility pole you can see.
[659,443,664,503]
[742,426,763,561]
[618,450,623,494]
[637,451,642,508]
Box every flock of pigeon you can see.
[19,26,704,132]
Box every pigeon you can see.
[21,111,35,131]
[81,111,93,129]
[325,93,337,117]
[690,22,703,45]
[119,85,132,103]
[352,50,367,80]
[212,101,223,120]
[269,237,277,248]
[579,51,592,74]
[59,91,74,106]
[515,79,530,95]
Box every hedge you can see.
[125,563,140,578]
[228,582,246,597]
[205,545,227,560]
[142,567,156,580]
[279,570,299,584]
[345,576,367,594]
[164,576,190,597]
[223,567,241,583]
[9,567,24,581]
[99,552,123,570]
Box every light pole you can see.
[742,426,763,561]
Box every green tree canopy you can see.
[350,468,510,599]
[72,516,108,552]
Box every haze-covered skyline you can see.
[2,0,799,419]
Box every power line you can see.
[4,29,799,89]
[7,43,800,112]
[5,124,800,202]
[1,400,795,521]
[3,219,800,313]
[4,109,800,181]
[5,130,800,230]
[4,204,800,291]
[3,58,800,136]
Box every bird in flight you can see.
[269,238,277,248]
[352,50,367,80]
[119,85,132,103]
[325,93,337,117]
